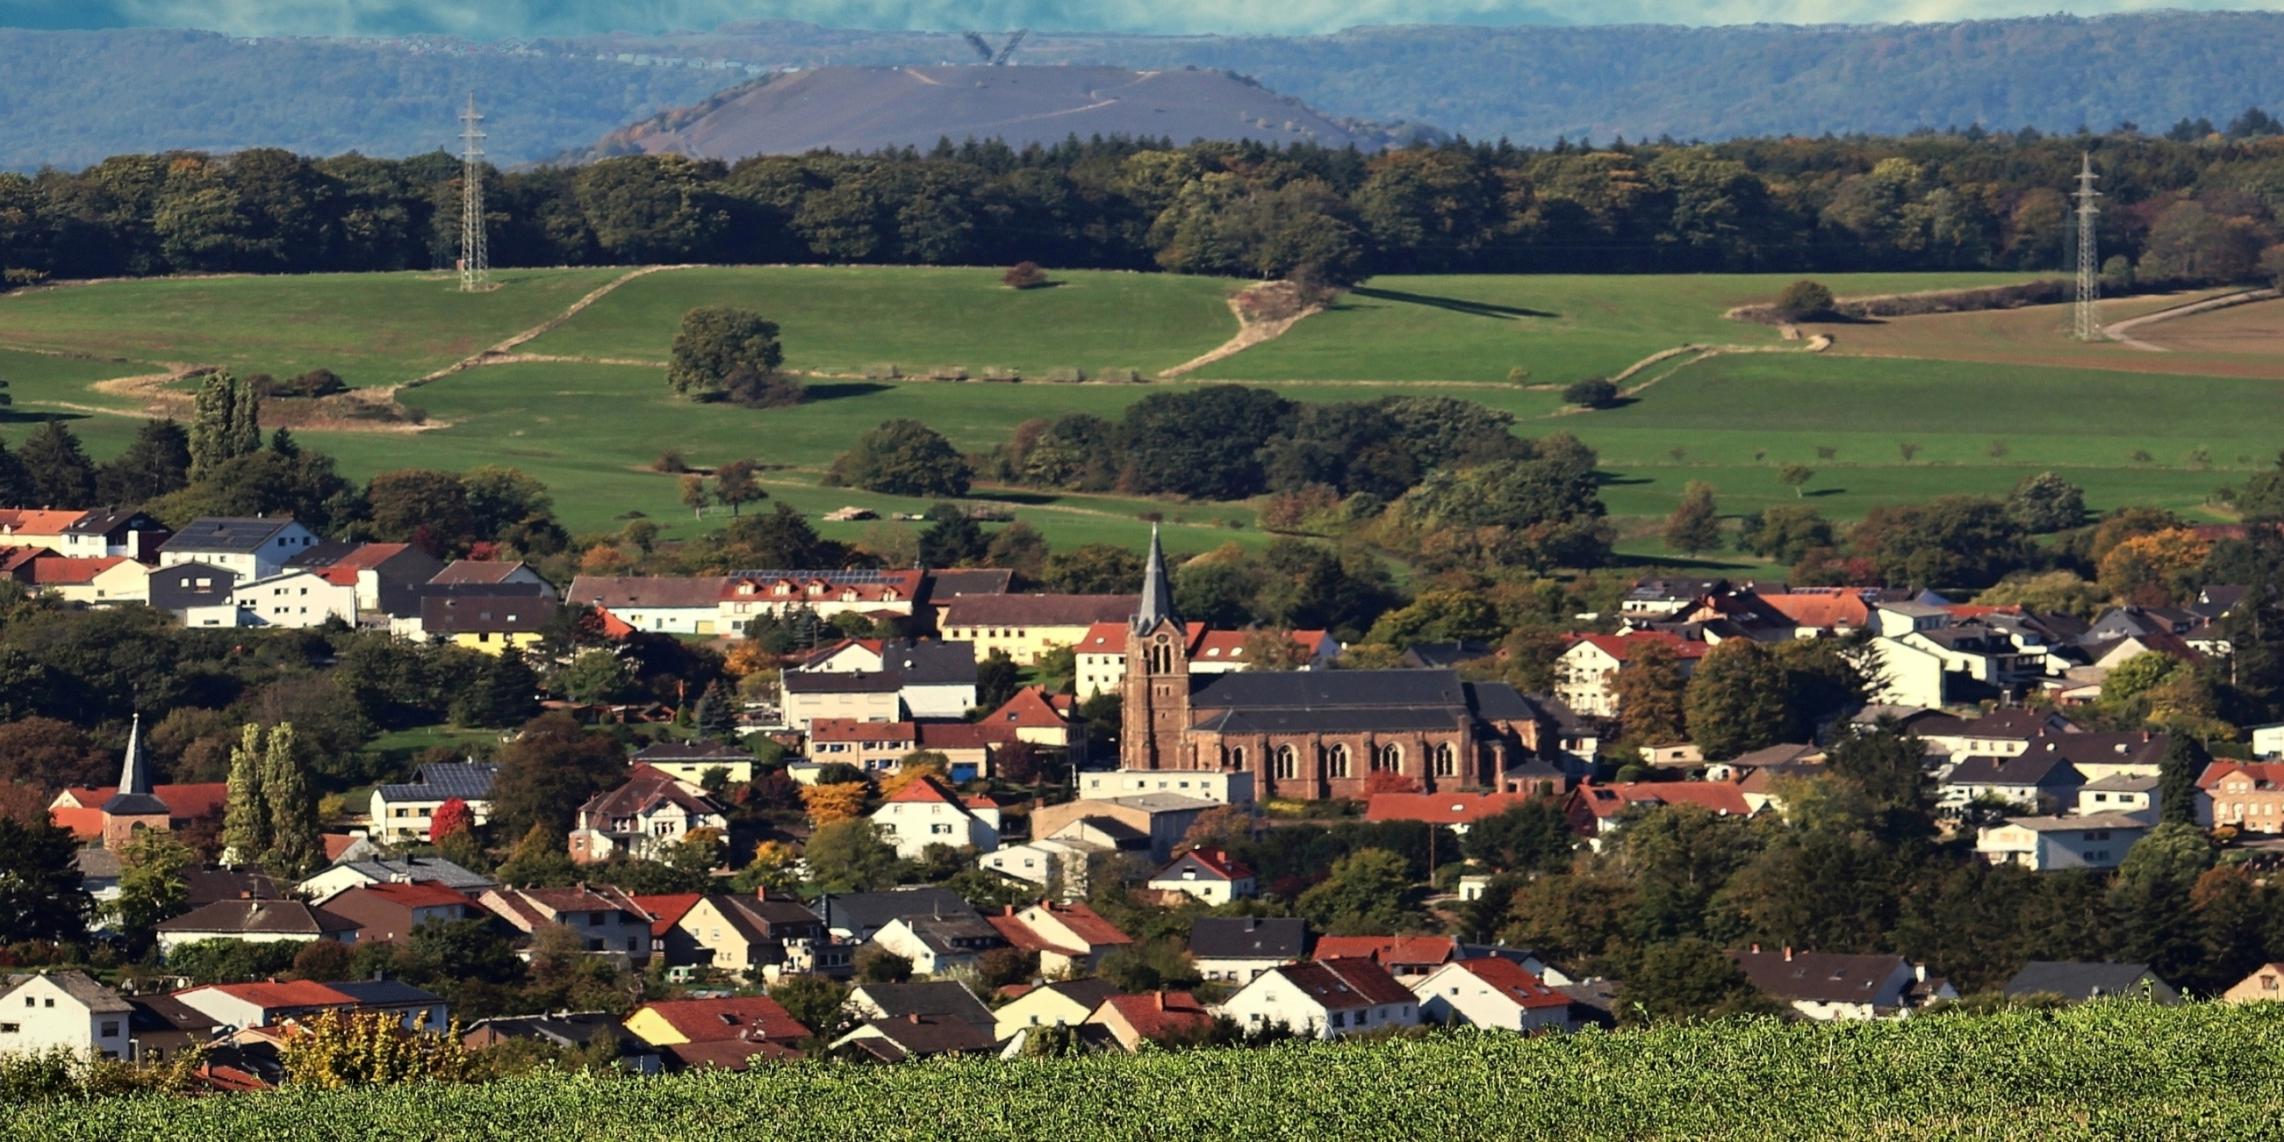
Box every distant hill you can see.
[587,65,1398,160]
[6,12,2284,170]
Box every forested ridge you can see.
[3,126,2283,286]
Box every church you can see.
[1118,529,1548,801]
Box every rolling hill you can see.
[588,65,1392,159]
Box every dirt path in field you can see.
[400,264,689,389]
[1158,294,1325,378]
[2102,288,2278,352]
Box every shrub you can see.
[1003,261,1050,290]
[652,449,688,474]
[1562,377,1619,408]
[1774,279,1836,321]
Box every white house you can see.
[567,766,729,865]
[978,837,1104,898]
[869,913,1008,976]
[2253,724,2284,761]
[368,762,497,843]
[295,855,495,901]
[1863,638,1952,710]
[1975,812,2150,871]
[2075,774,2162,823]
[0,972,132,1059]
[1077,769,1255,807]
[780,640,978,727]
[1215,959,1419,1040]
[1071,621,1338,699]
[157,517,321,580]
[1409,958,1576,1033]
[1147,848,1257,905]
[229,568,359,628]
[869,777,1000,860]
[717,570,926,629]
[1553,632,1708,718]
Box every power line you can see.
[459,91,491,293]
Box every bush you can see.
[1003,262,1051,290]
[652,449,688,474]
[1774,279,1836,321]
[1562,377,1619,408]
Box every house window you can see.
[1330,1011,1345,1028]
[931,823,953,835]
[0,1024,15,1034]
[101,1022,119,1037]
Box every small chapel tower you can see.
[99,714,169,851]
[1121,525,1192,770]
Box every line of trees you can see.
[5,130,2284,288]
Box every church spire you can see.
[1136,522,1177,631]
[101,713,167,815]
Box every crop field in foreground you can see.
[6,1003,2282,1140]
[0,266,2264,554]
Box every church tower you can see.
[1121,525,1191,771]
[99,714,169,851]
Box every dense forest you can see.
[9,14,2284,169]
[3,128,2284,287]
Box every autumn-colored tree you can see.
[1662,480,1721,555]
[428,797,474,844]
[730,839,803,895]
[1609,642,1688,747]
[799,780,869,826]
[281,1008,474,1089]
[1365,769,1423,795]
[579,544,632,575]
[877,752,950,799]
[1237,627,1315,670]
[2097,527,2212,605]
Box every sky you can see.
[1,0,2278,38]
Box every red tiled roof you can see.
[812,718,919,745]
[1170,847,1252,881]
[634,996,810,1044]
[1753,590,1871,630]
[1567,631,1710,662]
[2199,761,2284,791]
[1298,957,1416,1007]
[915,722,1013,751]
[1363,791,1537,826]
[0,546,48,575]
[883,775,966,806]
[796,639,887,669]
[724,571,922,604]
[985,685,1076,729]
[631,892,705,938]
[1572,780,1752,820]
[1314,935,1457,968]
[1022,902,1132,949]
[322,834,359,862]
[354,881,477,909]
[26,555,128,585]
[1093,991,1212,1042]
[1448,956,1570,1009]
[962,793,1002,811]
[0,509,91,535]
[182,980,353,1009]
[52,783,227,837]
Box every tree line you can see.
[4,130,2284,288]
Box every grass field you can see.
[0,265,2271,557]
[0,269,626,386]
[12,1004,2284,1140]
[521,265,1240,378]
[1192,272,2044,384]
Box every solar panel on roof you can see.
[730,569,901,583]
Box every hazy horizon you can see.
[3,1,2280,39]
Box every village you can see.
[6,498,2284,1091]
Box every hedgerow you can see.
[8,1003,2284,1140]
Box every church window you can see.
[1327,744,1351,779]
[1433,742,1458,777]
[1375,744,1402,773]
[1273,746,1298,781]
[1227,747,1246,770]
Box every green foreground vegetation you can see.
[0,265,2259,550]
[10,1004,2283,1140]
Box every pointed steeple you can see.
[102,713,167,815]
[1136,523,1178,631]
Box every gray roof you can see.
[2082,773,2161,793]
[1733,949,1910,1006]
[317,856,495,892]
[3,971,130,1014]
[323,979,447,1007]
[376,762,498,803]
[465,1012,647,1051]
[2003,961,2177,1003]
[816,887,974,936]
[1465,681,1545,722]
[783,641,976,692]
[1191,668,1469,712]
[159,517,298,554]
[155,899,357,936]
[1190,916,1308,960]
[421,591,556,635]
[567,575,728,610]
[1136,522,1176,631]
[1198,707,1462,734]
[1944,755,2083,788]
[849,980,994,1026]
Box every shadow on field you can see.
[803,382,893,402]
[1805,488,1847,498]
[1598,475,1655,486]
[1607,551,1765,572]
[0,409,88,426]
[1350,287,1552,320]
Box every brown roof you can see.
[1270,960,1409,1012]
[1363,791,1538,826]
[1091,991,1212,1043]
[811,718,919,745]
[155,899,357,936]
[577,766,726,824]
[848,1014,996,1059]
[938,594,1136,629]
[567,575,730,609]
[1313,935,1457,968]
[429,560,534,585]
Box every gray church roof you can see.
[1189,668,1472,711]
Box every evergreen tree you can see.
[0,438,30,505]
[220,723,268,865]
[2157,734,2208,825]
[0,817,91,944]
[260,723,321,875]
[693,680,735,741]
[95,418,193,505]
[454,648,539,727]
[17,421,96,505]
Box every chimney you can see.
[1155,992,1166,1011]
[1749,942,1760,955]
[1914,963,1927,983]
[1782,946,1794,962]
[906,1013,923,1024]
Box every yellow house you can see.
[2224,963,2284,1003]
[991,978,1122,1043]
[420,590,556,656]
[936,594,1136,667]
